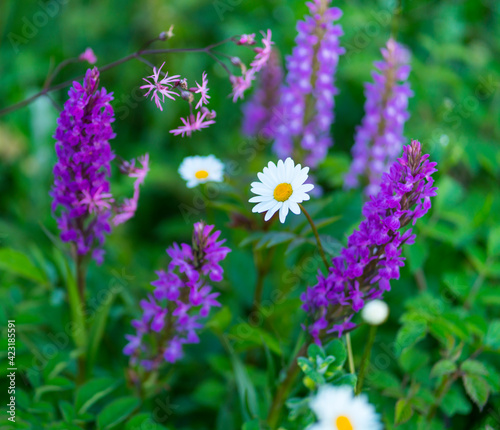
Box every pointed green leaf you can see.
[75,377,119,415]
[97,396,139,430]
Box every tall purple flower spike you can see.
[273,0,344,167]
[345,38,414,196]
[302,141,437,342]
[124,222,231,368]
[241,49,283,138]
[51,68,148,264]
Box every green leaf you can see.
[487,226,500,256]
[307,343,325,361]
[399,347,430,374]
[440,385,472,416]
[125,413,168,430]
[462,374,489,410]
[193,379,226,408]
[431,360,457,378]
[87,288,117,370]
[34,377,74,401]
[395,321,427,356]
[53,248,87,350]
[0,248,47,284]
[461,360,489,376]
[97,397,139,430]
[331,373,357,389]
[256,231,296,249]
[324,339,347,368]
[485,320,500,350]
[405,241,429,273]
[59,400,75,423]
[229,324,282,356]
[206,306,232,333]
[241,418,261,430]
[395,398,413,425]
[75,377,119,415]
[222,336,258,420]
[298,357,325,385]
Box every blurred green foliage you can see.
[0,0,500,429]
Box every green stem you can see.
[298,204,329,272]
[75,253,87,383]
[346,331,356,376]
[426,372,458,422]
[355,325,377,394]
[267,342,308,429]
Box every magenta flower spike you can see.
[301,141,438,342]
[124,221,231,368]
[51,68,148,264]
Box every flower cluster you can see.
[51,68,148,264]
[124,222,231,368]
[301,141,437,341]
[230,30,274,102]
[345,38,413,196]
[140,63,216,137]
[241,48,283,138]
[273,0,344,167]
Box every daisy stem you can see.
[298,203,329,272]
[346,331,356,376]
[355,325,377,394]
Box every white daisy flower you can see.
[310,385,382,430]
[249,158,314,223]
[178,155,224,188]
[361,300,389,326]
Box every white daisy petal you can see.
[279,202,289,223]
[289,201,301,214]
[284,157,294,182]
[257,171,275,188]
[299,183,314,193]
[253,199,277,213]
[249,195,271,203]
[264,201,282,221]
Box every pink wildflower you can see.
[79,187,114,214]
[236,34,256,45]
[79,48,97,64]
[194,72,210,109]
[140,62,181,111]
[169,112,216,137]
[250,30,273,72]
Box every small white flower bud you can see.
[361,300,389,326]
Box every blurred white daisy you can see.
[178,155,224,188]
[309,385,382,430]
[249,157,314,223]
[361,300,389,326]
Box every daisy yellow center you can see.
[195,170,209,179]
[273,183,293,202]
[336,416,353,430]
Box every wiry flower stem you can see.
[0,38,237,118]
[299,203,329,272]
